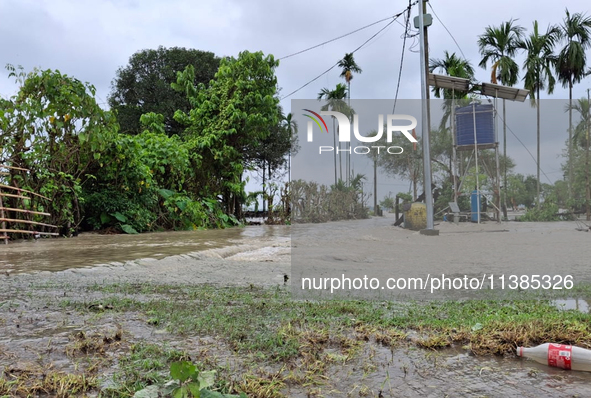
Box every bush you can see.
[519,202,562,221]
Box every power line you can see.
[278,15,403,61]
[392,0,412,114]
[281,19,397,100]
[495,110,553,184]
[427,2,466,60]
[280,62,340,100]
[281,2,418,100]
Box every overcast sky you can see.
[1,0,590,201]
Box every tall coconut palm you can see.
[520,21,561,208]
[337,53,362,184]
[478,19,525,219]
[556,9,591,202]
[318,83,350,184]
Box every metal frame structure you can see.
[428,73,529,223]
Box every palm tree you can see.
[338,53,363,98]
[429,51,475,201]
[318,83,350,184]
[520,21,561,208]
[429,51,475,128]
[337,53,362,184]
[478,19,525,219]
[556,9,591,202]
[430,51,475,96]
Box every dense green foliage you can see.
[0,66,118,232]
[172,51,281,217]
[0,49,289,235]
[108,46,220,136]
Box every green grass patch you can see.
[59,282,591,358]
[101,342,190,397]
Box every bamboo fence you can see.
[0,165,59,244]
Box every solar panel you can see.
[449,202,461,213]
[481,82,529,102]
[428,73,470,92]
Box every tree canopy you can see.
[108,46,220,136]
[172,50,281,217]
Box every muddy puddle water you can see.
[2,218,591,397]
[0,225,290,274]
[553,298,590,313]
[307,343,591,397]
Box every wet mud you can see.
[1,221,591,396]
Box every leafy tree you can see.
[173,50,280,218]
[566,97,591,218]
[556,9,591,200]
[520,21,560,208]
[108,46,219,136]
[0,65,118,232]
[283,112,299,184]
[374,129,423,200]
[82,112,195,232]
[250,106,293,212]
[507,173,538,209]
[478,19,525,218]
[380,196,395,211]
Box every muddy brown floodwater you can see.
[0,225,290,274]
[1,218,591,397]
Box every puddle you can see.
[1,276,591,397]
[296,343,591,397]
[553,298,590,313]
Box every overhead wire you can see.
[494,110,554,184]
[427,2,466,60]
[280,1,419,100]
[278,15,403,61]
[392,0,412,114]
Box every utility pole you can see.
[373,154,377,215]
[503,98,508,220]
[417,1,436,234]
[587,88,590,221]
[422,0,431,144]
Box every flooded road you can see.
[1,218,591,396]
[0,225,290,274]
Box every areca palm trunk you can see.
[537,87,541,208]
[333,118,337,185]
[347,80,351,186]
[587,89,590,221]
[503,98,508,219]
[568,80,573,203]
[338,125,342,181]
